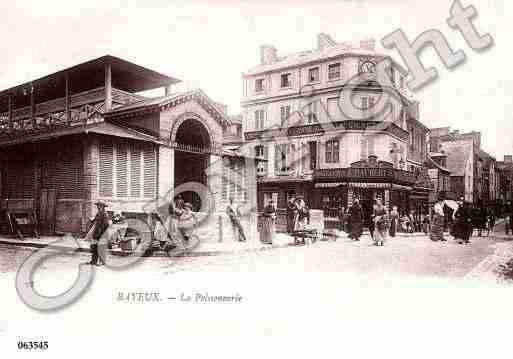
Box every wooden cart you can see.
[6,210,39,240]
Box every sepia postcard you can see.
[1,0,513,357]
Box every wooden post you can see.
[165,84,173,96]
[7,94,12,131]
[105,63,112,111]
[30,83,35,128]
[65,72,70,124]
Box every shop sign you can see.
[348,182,391,189]
[315,182,344,188]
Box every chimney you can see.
[260,45,278,65]
[317,33,336,50]
[505,155,513,163]
[360,39,376,51]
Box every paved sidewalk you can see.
[2,222,511,258]
[0,232,298,257]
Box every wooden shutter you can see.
[143,144,156,198]
[274,144,280,173]
[221,157,229,201]
[130,143,142,197]
[56,143,83,199]
[116,142,128,197]
[7,160,34,198]
[229,159,236,199]
[99,141,113,197]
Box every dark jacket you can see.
[454,203,472,238]
[92,211,110,240]
[348,203,363,224]
[263,204,276,218]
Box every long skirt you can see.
[374,225,388,243]
[294,216,307,231]
[350,221,362,239]
[286,215,295,234]
[261,217,275,243]
[429,214,444,241]
[389,219,397,237]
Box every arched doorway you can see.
[174,118,211,211]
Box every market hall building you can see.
[0,56,257,236]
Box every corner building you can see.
[241,34,431,222]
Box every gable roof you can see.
[0,55,181,113]
[441,140,473,177]
[104,89,231,126]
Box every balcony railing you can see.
[314,167,417,185]
[172,142,221,155]
[0,87,145,139]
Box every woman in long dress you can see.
[293,197,309,244]
[286,198,297,234]
[261,200,276,244]
[453,198,472,244]
[178,202,196,242]
[348,199,363,241]
[293,197,308,231]
[429,195,446,242]
[389,206,399,238]
[372,198,389,246]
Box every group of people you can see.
[344,197,390,246]
[430,194,508,245]
[87,195,198,266]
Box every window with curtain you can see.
[254,109,265,130]
[325,139,340,163]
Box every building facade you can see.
[497,155,513,206]
[427,152,452,202]
[241,34,430,221]
[0,56,258,239]
[430,127,499,206]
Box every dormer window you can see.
[255,78,265,92]
[280,73,292,88]
[308,67,320,83]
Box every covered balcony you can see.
[0,55,180,145]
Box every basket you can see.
[120,237,137,252]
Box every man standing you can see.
[89,201,110,266]
[226,197,247,242]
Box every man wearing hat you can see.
[89,201,110,266]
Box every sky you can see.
[0,0,511,159]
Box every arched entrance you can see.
[173,118,211,211]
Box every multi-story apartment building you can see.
[430,127,497,205]
[427,152,451,202]
[241,34,430,219]
[497,155,513,206]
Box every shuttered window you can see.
[99,142,114,197]
[7,161,34,198]
[221,158,229,201]
[130,143,142,197]
[116,142,128,197]
[56,146,83,199]
[229,159,236,200]
[143,144,156,198]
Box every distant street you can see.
[1,222,512,280]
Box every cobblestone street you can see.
[1,222,512,282]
